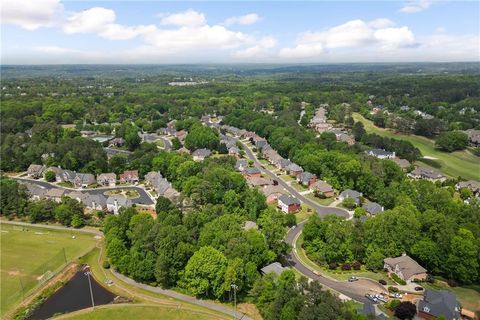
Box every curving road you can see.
[234,137,388,303]
[14,177,154,206]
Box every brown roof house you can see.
[384,253,427,282]
[286,163,303,177]
[97,173,117,187]
[297,171,317,188]
[455,180,480,196]
[44,188,66,203]
[119,170,139,184]
[27,164,46,178]
[312,181,335,198]
[261,185,287,204]
[244,166,261,178]
[73,173,96,188]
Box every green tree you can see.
[446,228,479,283]
[435,131,469,152]
[179,246,228,299]
[352,122,366,141]
[44,170,56,182]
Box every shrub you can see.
[352,261,361,270]
[447,279,458,287]
[341,263,351,271]
[329,262,337,270]
[388,286,399,293]
[387,299,401,311]
[394,301,416,320]
[391,273,407,285]
[379,279,387,285]
[44,171,56,182]
[102,261,110,269]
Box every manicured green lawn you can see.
[0,223,98,316]
[55,304,224,320]
[280,174,295,182]
[155,139,164,148]
[423,283,480,312]
[291,182,308,192]
[295,205,315,223]
[353,113,480,180]
[305,194,335,206]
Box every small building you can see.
[145,171,162,187]
[57,169,76,183]
[228,146,240,157]
[106,195,132,214]
[391,157,411,170]
[363,202,384,215]
[417,289,461,320]
[119,170,139,184]
[244,166,261,178]
[463,129,480,147]
[312,180,335,198]
[44,188,66,202]
[97,173,117,187]
[83,194,107,211]
[384,253,427,282]
[367,148,396,159]
[192,148,211,161]
[339,189,362,206]
[73,173,96,188]
[27,164,46,179]
[455,180,480,196]
[109,137,125,147]
[246,176,272,187]
[278,195,301,213]
[286,163,303,177]
[25,183,46,200]
[297,172,317,188]
[260,262,286,276]
[235,159,248,172]
[261,185,286,204]
[408,167,446,182]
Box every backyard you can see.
[353,113,480,180]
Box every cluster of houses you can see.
[309,106,355,145]
[27,164,141,188]
[23,182,132,214]
[338,189,384,216]
[463,129,480,147]
[144,171,180,200]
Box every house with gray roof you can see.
[286,163,303,177]
[67,191,87,203]
[363,202,384,215]
[97,173,116,187]
[145,171,163,186]
[192,148,211,161]
[339,189,362,206]
[455,180,480,196]
[73,173,96,188]
[27,164,46,179]
[25,183,47,200]
[260,262,286,276]
[235,159,248,172]
[106,195,132,214]
[384,253,427,282]
[408,166,446,182]
[278,195,301,213]
[44,188,66,202]
[297,171,317,188]
[83,194,107,211]
[57,169,76,183]
[367,148,396,159]
[418,289,461,320]
[277,158,292,171]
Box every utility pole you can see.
[230,283,238,319]
[83,266,95,309]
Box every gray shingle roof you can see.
[418,289,460,320]
[384,254,427,280]
[245,167,261,175]
[260,262,285,276]
[340,189,362,199]
[363,202,384,215]
[279,194,301,206]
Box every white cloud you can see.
[399,0,432,13]
[278,43,324,59]
[374,27,416,48]
[160,9,206,27]
[233,36,276,59]
[1,0,64,30]
[223,13,261,26]
[33,45,79,54]
[368,18,396,29]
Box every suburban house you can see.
[27,164,46,178]
[97,173,117,187]
[286,163,304,177]
[145,171,162,186]
[384,253,427,282]
[83,194,107,211]
[44,188,66,202]
[73,173,96,188]
[192,148,211,161]
[278,195,301,213]
[260,262,286,276]
[57,169,76,183]
[45,166,64,180]
[235,159,248,172]
[109,137,125,147]
[463,129,480,147]
[246,176,272,187]
[363,202,384,215]
[261,185,286,204]
[253,137,268,149]
[175,130,187,141]
[67,191,87,203]
[25,183,46,200]
[228,146,240,157]
[312,181,335,198]
[455,180,480,196]
[277,158,292,171]
[106,195,132,214]
[119,170,139,184]
[297,171,317,188]
[391,157,411,170]
[408,167,446,182]
[339,189,363,206]
[244,167,261,178]
[367,148,396,159]
[417,289,461,320]
[177,147,190,154]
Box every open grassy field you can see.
[56,304,225,320]
[352,113,480,180]
[0,223,98,316]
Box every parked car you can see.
[375,294,388,303]
[392,293,402,298]
[365,294,378,303]
[379,279,387,285]
[348,276,359,282]
[414,286,424,291]
[313,270,321,276]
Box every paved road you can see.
[284,222,387,304]
[15,177,154,205]
[235,139,349,218]
[0,220,250,320]
[160,137,172,151]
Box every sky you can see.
[1,0,479,64]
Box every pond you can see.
[29,268,117,320]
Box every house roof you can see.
[369,148,394,157]
[83,194,107,208]
[106,195,132,207]
[299,171,316,183]
[312,180,333,193]
[363,202,383,215]
[28,164,45,173]
[384,254,427,280]
[75,173,96,184]
[456,180,480,192]
[410,167,444,180]
[287,163,303,172]
[192,148,211,158]
[391,157,410,169]
[261,185,286,197]
[46,167,64,175]
[67,191,87,201]
[279,194,301,206]
[97,173,116,180]
[45,188,66,198]
[260,262,285,276]
[340,189,362,199]
[145,171,162,182]
[25,183,47,197]
[245,167,261,175]
[247,176,272,187]
[418,289,460,320]
[235,159,247,169]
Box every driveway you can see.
[14,177,154,206]
[160,136,172,151]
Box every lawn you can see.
[55,304,225,320]
[155,139,164,148]
[305,194,335,206]
[104,189,140,199]
[0,223,98,316]
[295,205,315,223]
[291,182,308,192]
[353,113,480,180]
[422,283,480,312]
[280,174,295,182]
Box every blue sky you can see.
[2,0,479,64]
